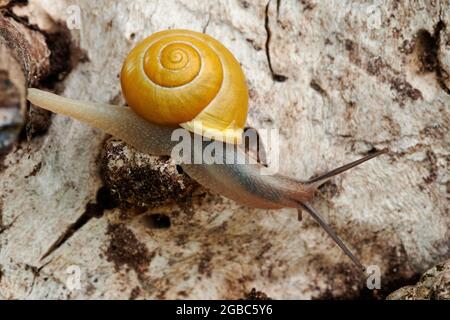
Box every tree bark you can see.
[0,0,449,299]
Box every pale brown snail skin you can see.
[27,89,386,271]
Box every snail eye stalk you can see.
[306,149,388,187]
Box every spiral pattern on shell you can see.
[120,29,248,143]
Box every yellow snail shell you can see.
[120,29,249,143]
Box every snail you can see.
[27,29,386,271]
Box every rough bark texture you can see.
[0,9,44,154]
[0,0,449,299]
[387,258,450,300]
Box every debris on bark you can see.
[101,138,198,209]
[387,259,450,300]
[0,2,86,152]
[244,288,271,300]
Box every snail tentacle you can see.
[300,202,366,271]
[306,148,388,187]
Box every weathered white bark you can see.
[0,0,449,299]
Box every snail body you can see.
[27,89,315,210]
[27,29,387,270]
